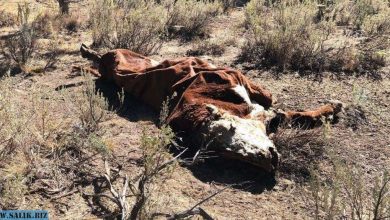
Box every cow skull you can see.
[202,104,280,172]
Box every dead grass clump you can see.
[0,166,29,209]
[218,0,238,12]
[90,0,167,55]
[322,43,387,77]
[68,72,110,133]
[1,3,37,73]
[0,10,17,27]
[32,12,56,38]
[165,0,222,40]
[272,128,327,182]
[307,161,390,220]
[32,11,82,36]
[328,0,389,34]
[61,14,82,33]
[243,0,334,72]
[242,0,388,75]
[362,10,390,35]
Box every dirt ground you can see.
[0,1,389,219]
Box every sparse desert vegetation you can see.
[0,0,389,219]
[242,0,389,76]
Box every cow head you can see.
[201,104,280,173]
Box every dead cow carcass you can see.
[79,44,343,172]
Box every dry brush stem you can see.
[102,148,187,220]
[128,148,188,220]
[104,160,130,220]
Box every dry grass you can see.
[242,0,389,75]
[31,12,56,38]
[165,0,222,40]
[60,13,83,32]
[307,160,390,220]
[327,0,390,33]
[32,10,83,37]
[0,77,35,209]
[0,9,17,27]
[243,0,335,72]
[0,72,112,209]
[90,0,167,55]
[272,127,327,182]
[186,37,235,56]
[1,3,37,73]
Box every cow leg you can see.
[71,66,101,77]
[267,100,344,133]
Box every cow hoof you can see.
[322,99,345,114]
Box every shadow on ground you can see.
[185,157,276,194]
[95,79,159,122]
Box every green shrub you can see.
[242,0,387,74]
[352,0,388,30]
[68,72,109,133]
[328,0,389,33]
[115,2,167,54]
[1,3,37,72]
[362,9,390,35]
[90,0,167,55]
[89,0,116,47]
[243,0,334,71]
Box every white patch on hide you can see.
[249,102,265,118]
[232,85,252,104]
[230,86,275,121]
